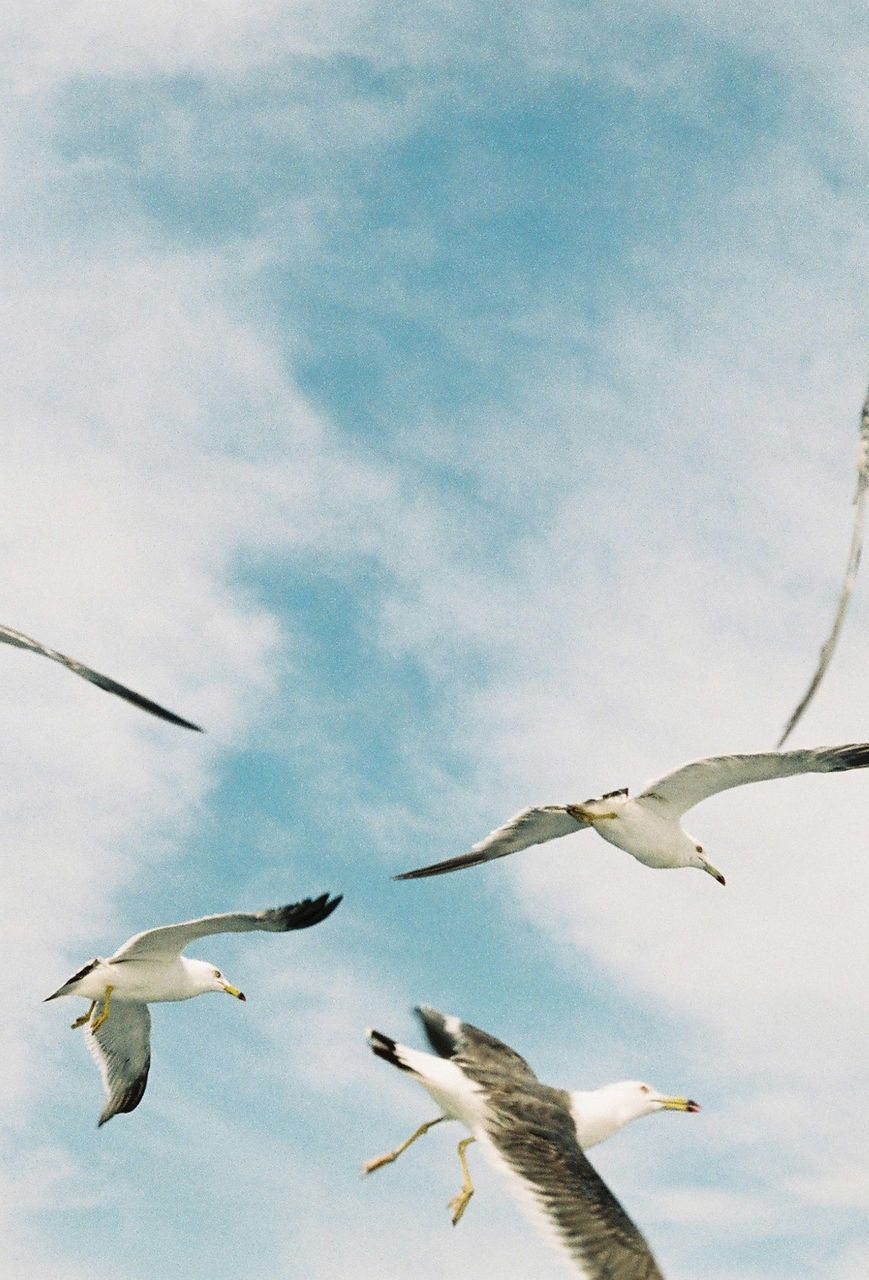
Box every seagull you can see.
[45,893,342,1125]
[778,383,869,746]
[395,743,869,885]
[0,622,202,730]
[365,1006,698,1277]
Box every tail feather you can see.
[367,1029,414,1073]
[43,958,99,1002]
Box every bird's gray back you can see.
[480,1078,666,1280]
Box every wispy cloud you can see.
[2,1,867,1277]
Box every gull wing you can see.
[109,893,342,962]
[778,384,869,747]
[85,1001,152,1126]
[637,743,869,818]
[415,1005,539,1086]
[480,1080,664,1280]
[394,806,588,880]
[0,622,202,731]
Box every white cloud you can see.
[1,4,866,1276]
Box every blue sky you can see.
[1,3,867,1278]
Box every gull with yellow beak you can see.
[366,1007,699,1276]
[45,893,342,1125]
[396,743,869,887]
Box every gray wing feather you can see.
[415,1005,539,1085]
[483,1082,665,1280]
[0,622,202,730]
[110,893,342,961]
[395,806,588,880]
[84,1002,152,1126]
[778,384,869,747]
[637,744,869,818]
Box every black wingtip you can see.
[81,669,203,731]
[830,743,869,771]
[414,1005,457,1059]
[394,852,486,881]
[280,892,343,930]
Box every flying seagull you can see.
[778,383,869,746]
[45,893,342,1125]
[366,1006,698,1277]
[0,622,202,730]
[395,743,869,885]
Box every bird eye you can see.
[213,969,221,978]
[640,1084,650,1093]
[695,845,703,853]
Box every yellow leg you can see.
[70,1001,96,1030]
[448,1136,476,1226]
[363,1116,445,1174]
[89,986,114,1033]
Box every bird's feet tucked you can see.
[89,986,114,1032]
[566,804,618,823]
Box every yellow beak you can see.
[661,1096,700,1112]
[221,982,246,1001]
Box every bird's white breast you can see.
[592,799,691,868]
[79,957,199,1003]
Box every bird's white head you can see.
[685,835,726,885]
[185,958,246,1001]
[606,1080,701,1123]
[570,1080,700,1149]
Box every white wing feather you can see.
[84,1001,152,1126]
[109,894,342,962]
[637,744,869,818]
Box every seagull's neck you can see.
[568,1089,635,1150]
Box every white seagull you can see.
[778,383,869,746]
[45,893,342,1125]
[365,1006,699,1277]
[395,743,869,886]
[0,621,202,730]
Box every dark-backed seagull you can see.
[366,1006,698,1277]
[0,621,202,729]
[45,893,342,1124]
[395,743,869,886]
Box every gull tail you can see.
[394,849,490,880]
[366,1029,417,1070]
[43,958,100,1001]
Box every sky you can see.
[1,2,867,1277]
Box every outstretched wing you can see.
[637,743,869,818]
[415,1005,539,1085]
[480,1080,665,1280]
[84,1001,152,1126]
[109,893,343,962]
[778,384,869,747]
[394,806,588,880]
[0,622,202,731]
